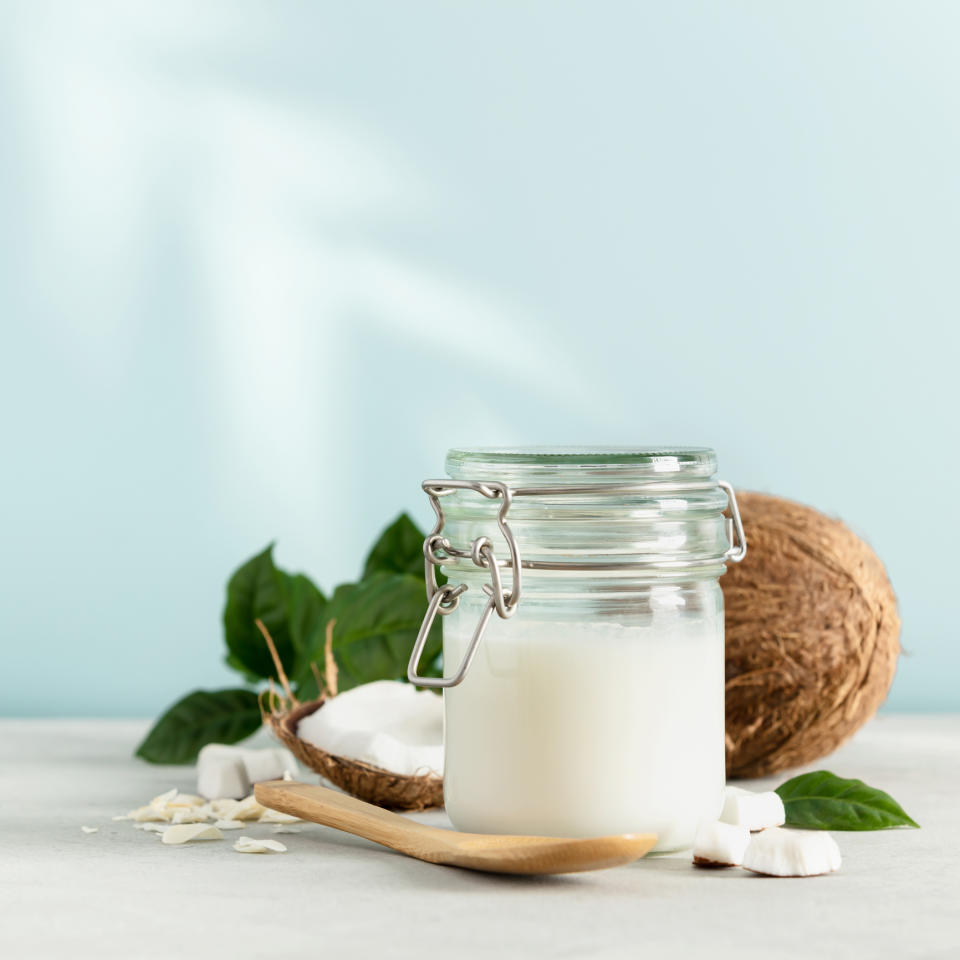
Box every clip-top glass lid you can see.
[445,446,718,486]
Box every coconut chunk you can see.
[742,826,842,877]
[720,786,786,831]
[197,744,299,799]
[242,748,298,785]
[197,748,251,801]
[161,824,224,845]
[233,836,287,854]
[692,820,751,867]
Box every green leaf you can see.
[223,544,296,680]
[135,689,262,764]
[223,652,266,684]
[329,581,359,607]
[325,571,440,691]
[289,580,349,699]
[362,513,426,579]
[775,770,920,830]
[278,570,327,661]
[292,670,321,703]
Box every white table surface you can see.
[2,715,958,959]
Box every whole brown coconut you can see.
[723,492,901,779]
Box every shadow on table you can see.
[297,826,726,891]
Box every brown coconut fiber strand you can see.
[261,620,443,812]
[723,492,901,779]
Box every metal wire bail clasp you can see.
[719,480,747,563]
[407,479,522,689]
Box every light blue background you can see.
[2,1,957,715]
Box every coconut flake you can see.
[271,825,301,835]
[151,788,178,808]
[128,805,171,823]
[137,823,169,833]
[233,836,287,854]
[167,793,204,808]
[161,824,224,845]
[214,819,245,830]
[80,826,99,834]
[258,808,300,824]
[297,680,443,776]
[230,795,266,821]
[129,788,211,824]
[208,798,240,820]
[171,805,212,824]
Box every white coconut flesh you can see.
[296,680,443,777]
[742,826,842,877]
[720,786,786,832]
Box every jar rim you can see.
[446,446,717,482]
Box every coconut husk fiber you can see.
[723,492,900,779]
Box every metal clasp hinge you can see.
[407,480,521,689]
[719,480,747,563]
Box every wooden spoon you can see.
[254,780,656,875]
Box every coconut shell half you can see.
[265,697,444,812]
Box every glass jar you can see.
[407,447,746,852]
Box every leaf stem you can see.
[323,619,338,698]
[256,618,298,705]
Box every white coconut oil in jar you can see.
[408,447,746,853]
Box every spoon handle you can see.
[255,780,658,874]
[254,780,442,857]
